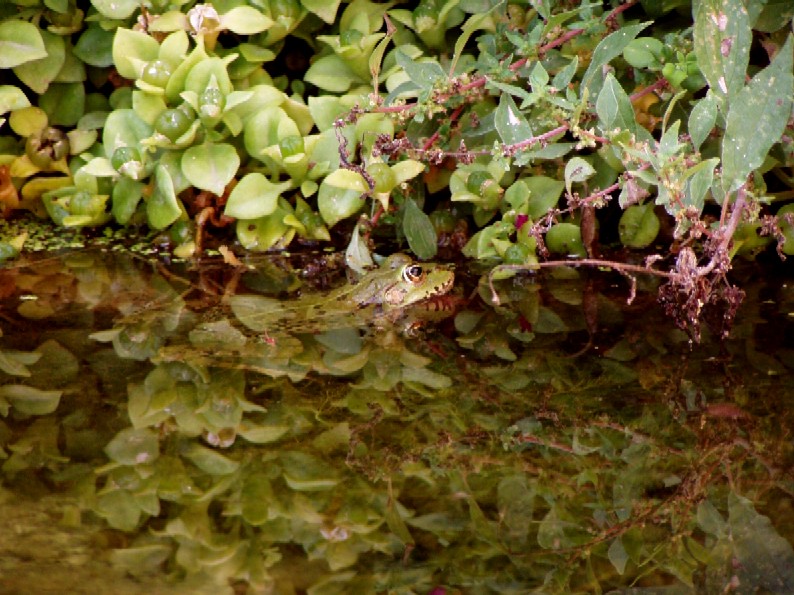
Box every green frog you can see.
[229,253,455,335]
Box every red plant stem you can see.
[504,124,569,153]
[629,78,667,103]
[607,0,639,21]
[538,28,586,54]
[422,105,464,151]
[374,1,636,116]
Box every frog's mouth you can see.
[420,274,456,308]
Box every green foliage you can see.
[3,248,794,591]
[0,0,793,335]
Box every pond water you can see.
[1,248,793,594]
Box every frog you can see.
[228,253,455,335]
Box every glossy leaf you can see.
[235,205,295,251]
[225,173,289,220]
[13,30,65,94]
[318,181,364,227]
[103,109,152,157]
[220,6,273,35]
[0,85,31,113]
[303,0,342,24]
[112,28,160,80]
[305,55,358,93]
[92,0,139,19]
[147,165,182,229]
[182,143,240,196]
[0,21,47,68]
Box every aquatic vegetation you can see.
[1,250,793,592]
[0,1,792,337]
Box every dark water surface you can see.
[1,249,793,594]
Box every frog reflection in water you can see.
[230,253,456,335]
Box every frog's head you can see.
[380,260,455,310]
[347,254,454,310]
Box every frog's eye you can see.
[403,264,425,284]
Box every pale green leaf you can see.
[225,173,290,219]
[111,28,160,81]
[182,143,240,196]
[219,6,273,34]
[104,427,160,466]
[13,30,65,94]
[147,165,181,229]
[564,157,596,195]
[0,85,31,114]
[305,55,358,93]
[91,0,139,19]
[324,168,370,192]
[0,21,47,69]
[391,160,425,184]
[301,0,342,24]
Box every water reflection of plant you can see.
[1,252,793,592]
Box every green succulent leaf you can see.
[147,165,182,229]
[182,142,240,196]
[0,85,31,114]
[112,28,160,81]
[318,181,365,227]
[225,173,290,220]
[73,25,116,68]
[104,427,160,466]
[305,54,358,93]
[0,21,47,68]
[92,0,139,19]
[220,6,274,34]
[13,30,65,95]
[302,0,342,24]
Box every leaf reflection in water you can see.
[0,250,792,593]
